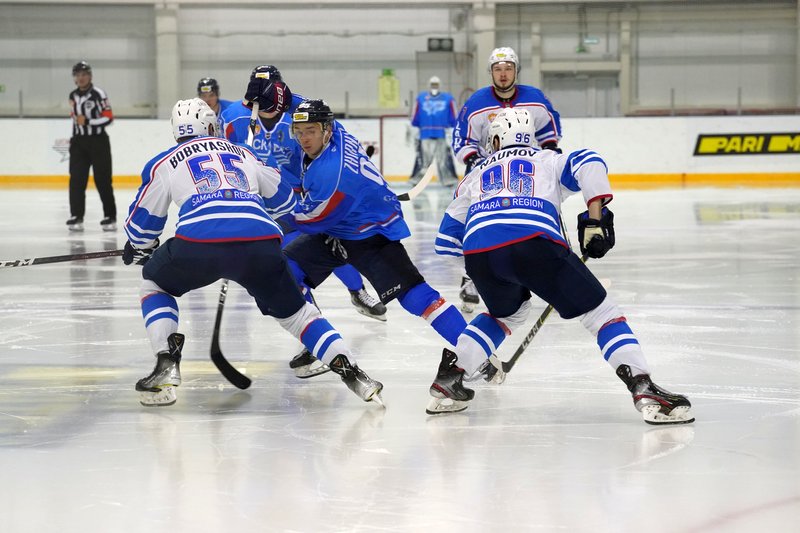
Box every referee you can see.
[67,60,117,232]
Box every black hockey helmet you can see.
[197,77,219,95]
[249,65,282,82]
[292,99,334,125]
[72,61,92,75]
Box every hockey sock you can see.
[455,313,511,375]
[140,284,178,354]
[597,318,649,376]
[332,264,363,291]
[398,282,467,345]
[580,296,649,376]
[275,302,353,366]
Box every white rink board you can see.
[1,115,799,182]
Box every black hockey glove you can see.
[324,235,348,261]
[122,239,159,266]
[465,152,484,173]
[541,141,562,154]
[244,80,292,114]
[577,208,615,259]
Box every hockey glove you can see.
[577,208,615,259]
[324,235,348,261]
[541,141,562,154]
[464,152,484,173]
[122,239,159,266]
[244,80,292,114]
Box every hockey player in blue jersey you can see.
[452,46,564,314]
[427,108,694,425]
[123,98,383,407]
[221,65,387,378]
[283,99,468,352]
[196,77,235,118]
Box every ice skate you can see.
[100,217,117,232]
[66,216,84,232]
[329,354,384,405]
[616,365,695,425]
[464,355,506,385]
[349,287,387,322]
[136,333,184,406]
[289,348,330,378]
[426,348,475,415]
[459,276,480,313]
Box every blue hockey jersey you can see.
[292,127,410,241]
[125,136,296,247]
[435,146,611,256]
[219,94,305,178]
[452,85,562,165]
[411,91,457,139]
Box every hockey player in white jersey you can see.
[429,108,694,425]
[451,47,562,313]
[123,98,383,407]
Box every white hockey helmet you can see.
[485,108,534,153]
[429,75,441,95]
[171,98,217,141]
[488,46,520,73]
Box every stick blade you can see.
[210,349,252,390]
[397,162,436,202]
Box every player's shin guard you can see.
[398,282,467,345]
[140,281,179,355]
[276,302,349,368]
[582,296,649,376]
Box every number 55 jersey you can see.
[434,146,612,257]
[125,136,296,248]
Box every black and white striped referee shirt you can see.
[69,85,114,136]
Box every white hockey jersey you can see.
[125,136,296,248]
[435,146,612,256]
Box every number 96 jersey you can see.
[434,146,612,257]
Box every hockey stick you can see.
[209,279,251,389]
[207,101,260,389]
[500,253,589,373]
[397,162,435,201]
[0,249,123,268]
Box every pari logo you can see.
[694,133,800,155]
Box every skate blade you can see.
[425,396,469,415]
[138,386,177,407]
[641,405,695,425]
[370,391,386,408]
[354,306,388,322]
[294,362,331,379]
